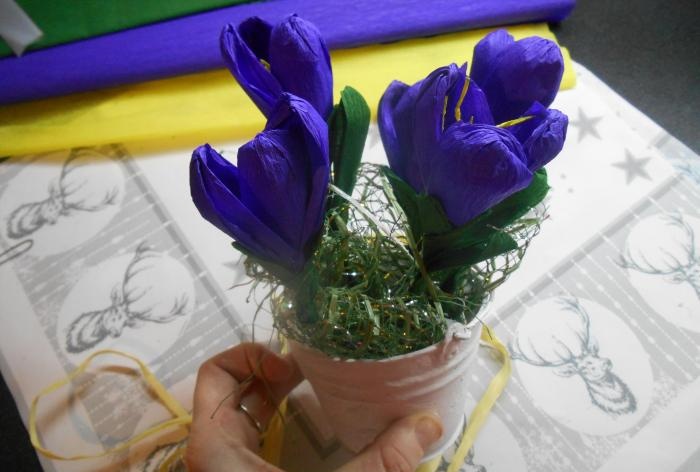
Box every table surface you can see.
[1,1,698,470]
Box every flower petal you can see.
[220,21,282,117]
[269,15,333,118]
[378,80,411,180]
[265,94,330,251]
[406,64,463,191]
[431,123,533,225]
[382,80,426,189]
[522,109,568,171]
[189,144,300,267]
[238,130,309,249]
[505,101,548,142]
[238,16,272,62]
[470,29,514,87]
[471,31,564,123]
[444,64,494,127]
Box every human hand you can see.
[186,343,443,472]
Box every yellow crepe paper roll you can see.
[0,24,574,157]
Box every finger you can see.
[192,354,241,420]
[190,346,285,455]
[193,343,302,417]
[236,350,304,430]
[336,413,443,472]
[189,359,259,457]
[213,342,299,383]
[186,436,286,472]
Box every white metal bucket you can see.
[290,321,482,461]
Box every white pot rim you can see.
[290,319,483,364]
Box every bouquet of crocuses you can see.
[190,15,567,359]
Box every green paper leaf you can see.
[328,86,370,204]
[383,167,452,240]
[381,166,548,272]
[482,168,549,229]
[294,267,322,324]
[422,169,549,272]
[424,232,518,272]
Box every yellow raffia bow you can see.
[417,325,511,472]
[29,349,192,461]
[30,325,510,471]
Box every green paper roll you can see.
[0,0,257,57]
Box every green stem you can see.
[380,177,441,304]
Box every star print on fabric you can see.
[613,150,652,184]
[570,108,603,142]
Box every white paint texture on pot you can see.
[290,322,482,459]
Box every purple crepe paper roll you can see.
[0,0,575,105]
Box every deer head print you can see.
[461,448,487,472]
[510,297,637,416]
[6,148,120,239]
[66,243,192,353]
[620,212,700,299]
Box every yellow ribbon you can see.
[30,326,511,471]
[260,338,290,466]
[0,24,575,157]
[416,325,511,472]
[29,349,192,461]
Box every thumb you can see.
[336,413,443,472]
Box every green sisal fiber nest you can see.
[246,164,544,359]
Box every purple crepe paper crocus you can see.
[190,94,330,273]
[471,30,564,124]
[378,30,568,226]
[221,14,333,119]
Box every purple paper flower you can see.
[378,31,568,226]
[508,102,568,171]
[432,124,534,225]
[221,15,333,119]
[190,94,329,273]
[471,30,564,124]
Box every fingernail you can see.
[414,415,443,449]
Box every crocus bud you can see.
[190,94,329,273]
[509,102,568,171]
[430,124,532,225]
[221,15,333,119]
[378,64,531,227]
[471,30,564,123]
[379,64,493,193]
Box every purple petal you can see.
[269,15,333,118]
[471,31,564,123]
[265,94,330,250]
[522,108,568,171]
[220,22,282,117]
[470,30,514,87]
[381,80,425,189]
[303,163,331,252]
[238,130,309,249]
[266,94,329,166]
[506,102,548,142]
[378,80,410,180]
[189,144,300,267]
[238,17,272,62]
[407,63,463,191]
[431,124,533,225]
[444,64,494,127]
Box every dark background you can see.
[1,1,698,470]
[553,0,699,153]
